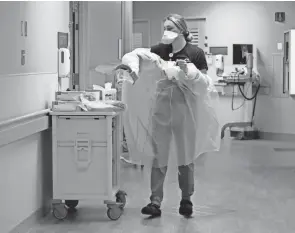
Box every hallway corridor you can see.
[27,139,295,233]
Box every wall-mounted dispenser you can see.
[58,48,70,78]
[215,54,224,77]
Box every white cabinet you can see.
[23,1,60,74]
[19,1,37,73]
[0,2,22,75]
[0,1,67,75]
[33,1,62,74]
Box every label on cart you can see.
[105,94,113,100]
[75,139,92,169]
[78,151,88,161]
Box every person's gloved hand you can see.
[129,70,139,84]
[115,65,139,86]
[176,59,188,75]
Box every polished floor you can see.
[28,138,295,233]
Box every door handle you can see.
[24,21,28,37]
[118,38,122,60]
[21,21,23,36]
[283,56,285,93]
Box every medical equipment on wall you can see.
[283,29,295,95]
[58,48,70,78]
[217,52,261,140]
[57,48,71,92]
[215,54,224,76]
[246,53,253,76]
[206,54,213,65]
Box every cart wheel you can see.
[236,132,244,140]
[53,205,68,220]
[65,200,79,209]
[116,190,127,208]
[107,207,122,220]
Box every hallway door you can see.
[185,18,206,51]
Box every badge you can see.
[169,53,173,60]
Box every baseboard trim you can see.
[8,203,51,233]
[259,131,295,142]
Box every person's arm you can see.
[117,45,162,84]
[173,62,209,96]
[193,49,208,74]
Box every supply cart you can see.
[50,110,127,221]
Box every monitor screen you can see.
[233,44,253,65]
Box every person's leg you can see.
[178,163,194,201]
[178,163,194,216]
[141,159,168,217]
[150,159,168,206]
[171,87,197,216]
[141,88,172,216]
[141,133,171,216]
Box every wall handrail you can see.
[0,109,50,129]
[0,109,51,148]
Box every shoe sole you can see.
[180,213,192,217]
[179,210,193,217]
[141,210,161,217]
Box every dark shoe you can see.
[141,203,162,217]
[179,200,193,217]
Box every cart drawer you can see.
[56,116,108,142]
[55,141,109,196]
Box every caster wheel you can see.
[116,190,127,208]
[65,200,79,209]
[236,132,244,140]
[141,165,144,169]
[53,205,68,220]
[107,207,122,220]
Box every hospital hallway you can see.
[24,139,295,233]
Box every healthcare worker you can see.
[140,13,209,217]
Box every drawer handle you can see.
[74,139,92,170]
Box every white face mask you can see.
[161,30,179,44]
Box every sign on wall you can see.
[275,12,285,22]
[132,33,143,49]
[190,28,199,46]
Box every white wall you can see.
[0,131,52,233]
[0,2,69,232]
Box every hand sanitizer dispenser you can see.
[58,48,70,78]
[215,54,224,77]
